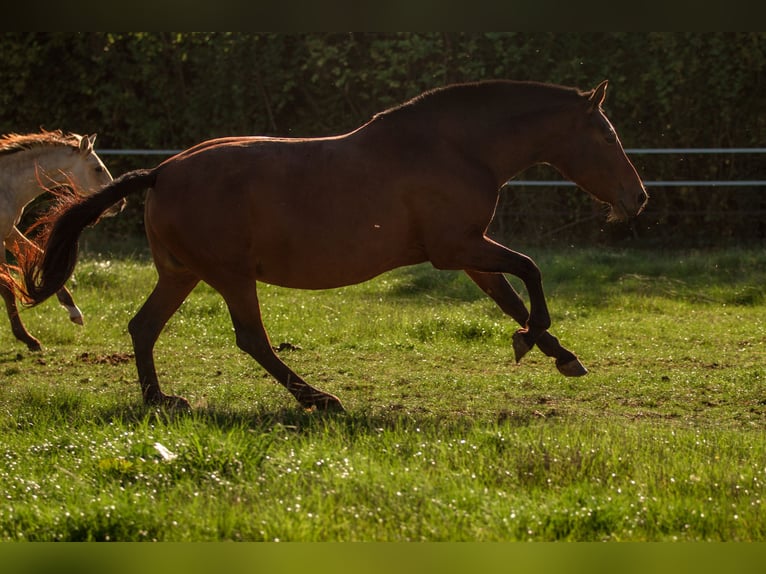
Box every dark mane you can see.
[372,80,585,122]
[0,129,79,157]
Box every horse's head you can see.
[70,133,112,188]
[42,133,124,217]
[42,133,110,191]
[69,134,125,216]
[550,81,648,221]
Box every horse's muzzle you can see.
[634,186,649,215]
[614,186,649,221]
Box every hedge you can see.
[2,33,764,245]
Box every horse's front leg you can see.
[7,227,84,325]
[1,232,42,350]
[0,264,41,351]
[433,236,551,362]
[465,270,587,376]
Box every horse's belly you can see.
[253,239,427,290]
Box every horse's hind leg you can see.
[128,270,199,409]
[465,270,587,377]
[221,283,344,412]
[55,287,83,325]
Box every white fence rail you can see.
[96,147,766,188]
[510,148,766,188]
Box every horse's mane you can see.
[0,129,79,157]
[373,80,585,122]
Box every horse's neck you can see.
[0,147,73,210]
[452,106,575,188]
[483,105,574,189]
[395,84,579,187]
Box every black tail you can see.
[19,168,157,306]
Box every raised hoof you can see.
[556,358,588,377]
[65,305,84,325]
[512,330,532,363]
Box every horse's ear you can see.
[79,133,96,154]
[588,80,608,111]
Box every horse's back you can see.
[146,131,433,289]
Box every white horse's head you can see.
[39,133,110,190]
[71,133,113,191]
[45,133,125,216]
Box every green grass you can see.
[1,246,765,541]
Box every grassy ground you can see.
[0,245,764,541]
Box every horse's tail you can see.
[17,168,157,306]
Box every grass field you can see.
[1,244,764,541]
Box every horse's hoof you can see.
[65,305,84,325]
[26,340,42,352]
[305,394,345,413]
[147,393,192,412]
[556,358,588,377]
[163,395,192,411]
[512,330,532,363]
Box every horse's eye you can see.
[94,165,104,173]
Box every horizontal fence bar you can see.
[96,147,766,188]
[97,147,766,156]
[97,149,180,155]
[624,148,766,154]
[505,181,766,187]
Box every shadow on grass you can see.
[9,394,527,439]
[0,351,26,364]
[385,247,766,306]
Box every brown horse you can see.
[18,80,647,411]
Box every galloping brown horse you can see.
[18,80,647,411]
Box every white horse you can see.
[0,130,118,350]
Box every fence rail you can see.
[96,147,766,188]
[505,180,766,187]
[509,148,766,187]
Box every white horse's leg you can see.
[6,226,84,324]
[55,290,84,325]
[0,232,42,350]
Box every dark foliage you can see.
[2,33,764,246]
